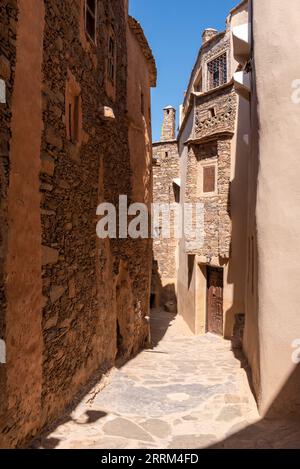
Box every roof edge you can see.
[128,15,157,87]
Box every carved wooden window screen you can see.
[207,53,227,90]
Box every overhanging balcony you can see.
[234,71,251,100]
[232,23,251,65]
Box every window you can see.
[141,92,144,115]
[165,152,168,158]
[207,53,227,90]
[105,24,117,100]
[203,165,216,193]
[68,94,80,144]
[173,183,180,203]
[107,30,116,85]
[85,0,97,43]
[194,68,202,92]
[65,70,82,149]
[209,107,216,118]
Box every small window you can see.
[85,0,97,43]
[107,27,116,85]
[108,35,115,83]
[203,165,216,193]
[141,92,144,115]
[209,107,216,118]
[165,151,168,158]
[68,94,81,144]
[194,69,202,92]
[207,53,227,90]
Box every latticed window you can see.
[207,53,227,90]
[85,0,97,42]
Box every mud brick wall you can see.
[0,0,18,422]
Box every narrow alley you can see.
[31,310,300,449]
[1,0,300,455]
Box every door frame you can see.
[206,265,224,335]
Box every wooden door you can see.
[207,267,223,335]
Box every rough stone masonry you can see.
[0,0,156,448]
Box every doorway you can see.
[206,266,223,335]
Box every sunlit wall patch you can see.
[0,79,6,104]
[0,339,6,364]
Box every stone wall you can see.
[40,0,154,430]
[184,138,232,259]
[176,16,247,338]
[161,107,176,141]
[40,0,126,423]
[152,139,179,304]
[0,0,155,448]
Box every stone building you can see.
[0,0,156,448]
[176,1,249,338]
[152,107,179,307]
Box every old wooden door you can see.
[207,267,223,335]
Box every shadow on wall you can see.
[151,259,177,313]
[28,286,177,449]
[206,363,300,449]
[223,94,251,343]
[28,367,110,449]
[224,67,261,400]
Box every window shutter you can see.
[203,166,216,193]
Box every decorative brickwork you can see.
[194,85,237,141]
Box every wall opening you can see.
[206,266,224,335]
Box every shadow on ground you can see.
[206,363,300,449]
[29,307,176,449]
[150,307,177,347]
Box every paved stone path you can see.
[33,310,300,449]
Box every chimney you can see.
[202,28,218,44]
[161,106,176,141]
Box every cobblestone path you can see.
[33,310,300,449]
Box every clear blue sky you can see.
[129,0,238,142]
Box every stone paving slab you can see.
[32,312,300,449]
